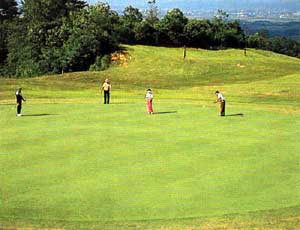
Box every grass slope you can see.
[0,45,300,229]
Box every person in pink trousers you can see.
[145,89,154,114]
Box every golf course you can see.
[0,45,300,229]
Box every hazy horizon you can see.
[86,0,300,11]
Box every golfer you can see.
[145,89,154,114]
[16,88,26,117]
[101,78,111,104]
[215,90,225,116]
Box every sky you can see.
[86,0,300,11]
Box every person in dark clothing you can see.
[16,88,26,117]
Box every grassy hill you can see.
[1,45,300,103]
[0,46,300,229]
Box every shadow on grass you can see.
[226,113,244,117]
[154,111,177,115]
[22,114,57,117]
[0,104,16,106]
[106,102,130,105]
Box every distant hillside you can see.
[241,21,300,41]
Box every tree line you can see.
[1,0,300,77]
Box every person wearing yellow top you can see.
[101,78,111,104]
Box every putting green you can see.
[1,101,299,222]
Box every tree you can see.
[145,0,159,26]
[215,9,229,21]
[120,5,143,44]
[246,33,269,50]
[134,20,158,45]
[123,5,143,24]
[223,21,245,48]
[39,2,120,73]
[21,0,86,21]
[7,20,42,76]
[0,0,18,68]
[158,8,188,46]
[58,3,120,72]
[269,37,300,57]
[184,19,212,48]
[133,1,159,46]
[6,0,122,76]
[211,11,228,47]
[6,0,89,76]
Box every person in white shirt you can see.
[145,89,154,114]
[215,91,225,116]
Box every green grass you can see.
[0,45,300,229]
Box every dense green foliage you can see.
[1,1,300,77]
[4,1,120,77]
[119,8,245,48]
[0,46,300,229]
[0,0,18,68]
[246,31,300,58]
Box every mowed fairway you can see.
[0,46,300,229]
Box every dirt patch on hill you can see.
[111,51,131,68]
